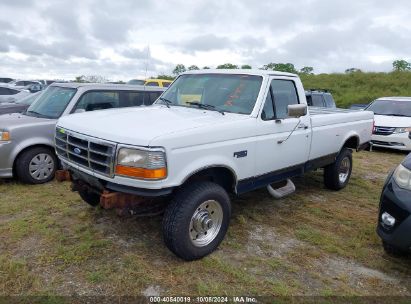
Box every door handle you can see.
[298,123,308,129]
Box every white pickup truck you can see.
[55,70,374,260]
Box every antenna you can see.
[144,44,150,81]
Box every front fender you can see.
[10,136,55,165]
[171,153,240,187]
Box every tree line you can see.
[156,59,411,80]
[171,62,314,77]
[73,59,411,83]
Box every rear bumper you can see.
[377,175,411,252]
[371,133,411,151]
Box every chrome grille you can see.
[55,128,116,176]
[373,126,395,136]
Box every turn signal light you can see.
[115,165,167,179]
[0,131,10,141]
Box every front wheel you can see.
[78,189,100,207]
[162,181,231,261]
[15,147,57,184]
[324,148,352,190]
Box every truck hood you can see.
[374,114,411,128]
[57,105,249,146]
[0,112,56,130]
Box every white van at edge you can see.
[366,97,411,151]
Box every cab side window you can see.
[127,92,145,106]
[146,82,159,87]
[145,92,161,105]
[74,91,120,112]
[271,80,299,119]
[261,80,299,120]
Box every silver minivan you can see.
[0,83,165,184]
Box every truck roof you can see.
[376,97,411,101]
[48,82,165,91]
[180,69,298,78]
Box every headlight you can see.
[393,164,411,190]
[0,131,10,141]
[394,127,411,133]
[115,148,167,180]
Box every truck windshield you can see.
[366,99,411,117]
[158,74,263,115]
[26,86,76,119]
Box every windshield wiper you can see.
[25,110,52,119]
[186,102,225,115]
[158,97,172,108]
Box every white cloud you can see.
[0,0,410,80]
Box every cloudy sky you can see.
[0,0,410,80]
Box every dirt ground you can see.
[0,149,410,298]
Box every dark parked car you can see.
[0,78,13,84]
[305,89,336,108]
[0,91,41,115]
[0,83,165,184]
[377,153,411,255]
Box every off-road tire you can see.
[78,189,100,207]
[162,181,231,261]
[324,148,352,190]
[15,147,57,184]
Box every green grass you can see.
[0,149,410,296]
[300,71,411,108]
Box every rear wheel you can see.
[162,181,231,261]
[15,147,57,184]
[324,148,352,190]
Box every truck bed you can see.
[309,107,372,127]
[308,107,373,160]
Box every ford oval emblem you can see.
[73,147,82,155]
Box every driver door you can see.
[255,77,311,177]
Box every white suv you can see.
[367,97,411,151]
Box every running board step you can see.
[267,179,296,199]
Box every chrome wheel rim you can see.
[338,157,351,184]
[190,200,223,247]
[29,153,54,181]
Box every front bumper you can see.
[371,132,411,151]
[0,141,15,178]
[68,165,174,197]
[377,174,411,252]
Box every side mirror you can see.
[74,109,86,114]
[288,104,307,118]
